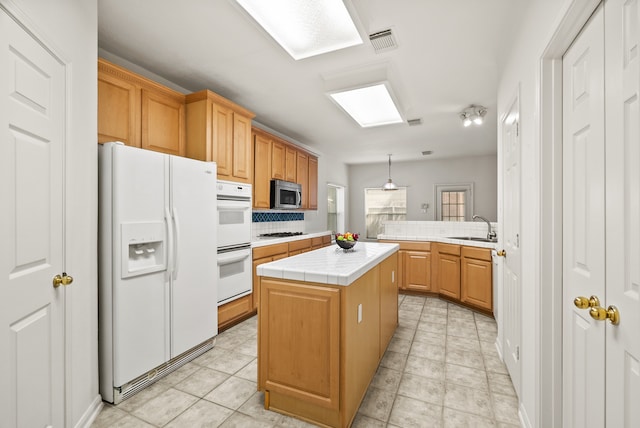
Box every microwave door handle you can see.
[296,190,301,207]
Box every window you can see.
[364,187,407,239]
[327,184,345,233]
[435,183,474,221]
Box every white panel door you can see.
[562,5,606,427]
[501,92,521,394]
[169,156,218,357]
[0,10,66,428]
[604,0,640,425]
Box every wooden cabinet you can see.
[252,127,318,210]
[98,58,185,155]
[436,243,461,300]
[218,296,253,332]
[461,247,493,311]
[308,155,318,210]
[288,238,311,256]
[296,151,309,209]
[285,146,297,182]
[405,251,431,292]
[252,243,288,311]
[253,132,272,208]
[185,90,255,183]
[271,140,286,180]
[379,253,398,358]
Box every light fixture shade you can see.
[382,154,398,191]
[235,0,363,60]
[329,82,403,127]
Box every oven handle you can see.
[217,249,251,265]
[217,200,251,210]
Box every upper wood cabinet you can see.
[98,58,185,156]
[252,127,318,210]
[308,155,318,210]
[185,90,255,183]
[297,152,309,209]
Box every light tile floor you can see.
[91,295,520,427]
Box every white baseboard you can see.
[74,395,103,428]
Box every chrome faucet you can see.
[473,215,497,240]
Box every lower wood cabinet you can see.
[437,243,461,300]
[380,240,493,315]
[461,246,493,311]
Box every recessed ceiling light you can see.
[329,83,404,128]
[235,0,363,60]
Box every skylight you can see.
[329,83,404,128]
[235,0,363,60]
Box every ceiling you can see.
[98,0,528,165]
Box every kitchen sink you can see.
[447,236,498,243]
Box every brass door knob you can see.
[574,295,600,310]
[53,272,73,288]
[496,250,506,257]
[589,305,620,325]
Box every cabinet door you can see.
[438,254,460,299]
[308,156,318,210]
[405,251,431,292]
[252,256,271,311]
[379,253,398,358]
[98,71,140,146]
[232,113,252,182]
[285,146,297,182]
[253,133,272,208]
[461,257,492,311]
[272,140,285,180]
[297,152,309,209]
[141,89,185,156]
[212,103,233,177]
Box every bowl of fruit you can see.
[335,232,359,250]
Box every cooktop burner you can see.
[259,232,305,238]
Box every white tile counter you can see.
[251,230,332,248]
[256,241,399,286]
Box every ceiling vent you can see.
[369,29,397,53]
[407,118,423,126]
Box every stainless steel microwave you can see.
[270,179,302,209]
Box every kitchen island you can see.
[256,242,399,428]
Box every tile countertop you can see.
[377,234,498,249]
[256,242,399,286]
[251,230,332,248]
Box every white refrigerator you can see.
[98,142,218,403]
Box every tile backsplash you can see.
[379,220,498,239]
[252,211,305,238]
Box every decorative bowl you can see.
[336,239,357,250]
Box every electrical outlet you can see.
[357,304,362,323]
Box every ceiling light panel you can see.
[235,0,363,60]
[330,83,404,127]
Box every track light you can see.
[459,105,487,127]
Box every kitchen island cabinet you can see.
[256,242,399,428]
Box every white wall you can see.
[347,155,497,239]
[2,0,100,426]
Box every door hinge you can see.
[516,346,520,361]
[516,233,520,248]
[516,122,519,137]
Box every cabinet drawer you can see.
[461,246,492,261]
[289,238,311,252]
[253,242,289,259]
[322,234,332,245]
[311,237,324,248]
[437,242,461,256]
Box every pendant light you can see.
[382,154,398,191]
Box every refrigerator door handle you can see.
[165,206,174,276]
[172,206,181,280]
